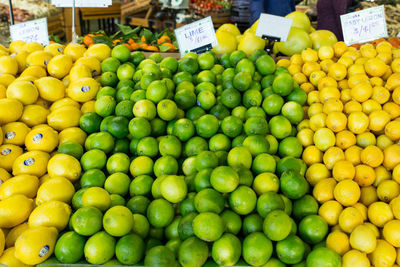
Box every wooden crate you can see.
[80,3,121,20]
[63,8,81,42]
[121,0,153,25]
[47,12,65,38]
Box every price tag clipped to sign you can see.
[255,13,293,42]
[51,0,111,7]
[340,5,388,45]
[10,18,49,46]
[175,17,218,57]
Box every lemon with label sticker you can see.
[2,122,30,146]
[15,225,58,265]
[47,106,82,131]
[44,43,64,56]
[47,54,73,79]
[47,153,81,182]
[12,150,50,177]
[25,126,58,153]
[75,56,101,76]
[0,144,23,172]
[67,77,100,103]
[26,51,53,68]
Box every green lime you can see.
[116,86,134,102]
[139,73,157,90]
[233,72,252,91]
[130,175,153,196]
[243,135,270,156]
[255,54,275,74]
[242,214,263,236]
[262,94,284,116]
[197,90,216,111]
[157,99,177,121]
[131,214,150,239]
[262,86,274,98]
[179,57,199,74]
[71,206,103,236]
[242,232,273,266]
[193,212,224,242]
[244,116,269,136]
[58,141,84,159]
[144,246,177,267]
[236,167,254,186]
[229,185,257,215]
[72,188,86,210]
[159,135,182,158]
[276,235,305,264]
[287,88,307,106]
[174,89,196,110]
[197,70,216,84]
[133,99,157,120]
[112,45,131,62]
[257,192,285,218]
[178,237,209,267]
[243,89,263,108]
[95,96,116,117]
[277,156,307,176]
[115,100,134,119]
[263,257,287,267]
[282,195,293,216]
[129,117,151,139]
[99,116,114,132]
[130,51,145,66]
[210,166,239,193]
[275,66,290,75]
[104,172,130,196]
[137,136,159,157]
[137,58,156,69]
[100,72,118,87]
[231,106,247,121]
[110,194,125,207]
[281,101,304,125]
[130,156,154,177]
[146,80,168,103]
[103,206,134,237]
[236,58,255,76]
[151,118,167,137]
[148,53,163,63]
[117,63,135,80]
[101,57,121,73]
[126,195,150,215]
[209,133,231,152]
[194,188,224,213]
[153,156,178,177]
[117,79,135,90]
[221,210,242,235]
[221,116,243,138]
[97,86,116,99]
[160,175,187,203]
[147,199,174,228]
[115,233,145,265]
[220,88,241,109]
[80,169,106,188]
[273,73,294,96]
[266,135,279,154]
[211,64,224,75]
[87,132,115,153]
[246,107,266,119]
[84,231,116,265]
[269,115,292,139]
[227,146,252,169]
[79,112,102,134]
[107,116,129,139]
[306,247,341,267]
[185,136,208,156]
[252,153,276,175]
[215,151,228,166]
[198,52,215,70]
[179,194,196,216]
[278,137,303,158]
[160,57,178,73]
[55,231,85,264]
[165,216,181,240]
[230,50,247,66]
[211,233,241,266]
[293,195,319,220]
[82,187,111,211]
[80,149,107,171]
[178,212,197,240]
[263,210,292,241]
[173,71,193,84]
[195,151,218,171]
[299,215,328,244]
[176,81,194,93]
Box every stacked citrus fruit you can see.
[283,41,400,266]
[0,40,111,266]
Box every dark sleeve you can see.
[332,0,350,16]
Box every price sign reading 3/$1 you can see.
[10,18,49,46]
[175,16,218,57]
[340,5,388,45]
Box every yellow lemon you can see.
[58,127,87,146]
[0,84,6,99]
[334,179,360,206]
[302,145,323,165]
[13,50,29,73]
[368,201,394,227]
[0,56,18,75]
[0,167,11,184]
[313,178,337,203]
[325,231,350,256]
[38,173,52,186]
[382,219,400,247]
[393,165,400,184]
[348,64,365,77]
[318,45,334,60]
[25,126,58,153]
[15,75,37,83]
[47,54,73,79]
[9,40,26,53]
[28,200,71,231]
[313,128,335,151]
[323,146,345,170]
[383,144,400,170]
[20,65,47,78]
[84,44,110,62]
[356,132,376,148]
[81,100,96,113]
[332,160,355,181]
[338,206,364,233]
[342,250,370,267]
[365,58,389,77]
[63,43,86,62]
[6,80,39,105]
[319,86,341,102]
[0,98,23,125]
[323,99,343,114]
[370,239,396,267]
[302,61,321,77]
[47,106,82,131]
[318,200,343,225]
[50,97,80,111]
[354,164,376,187]
[34,77,65,102]
[36,176,75,205]
[350,82,373,102]
[392,58,400,73]
[309,113,326,131]
[326,111,347,132]
[296,128,314,147]
[344,145,362,165]
[26,51,53,68]
[377,180,400,203]
[0,144,23,172]
[309,70,326,86]
[5,223,29,249]
[390,196,400,219]
[44,43,64,56]
[338,56,353,68]
[20,104,49,127]
[374,165,391,187]
[347,111,369,134]
[328,63,347,81]
[0,194,33,228]
[349,224,376,253]
[0,247,31,267]
[318,76,337,90]
[335,130,356,150]
[67,77,100,102]
[12,150,50,177]
[82,186,111,211]
[360,185,378,206]
[15,226,58,265]
[301,48,319,62]
[2,122,30,146]
[344,100,362,114]
[23,42,44,53]
[360,145,383,168]
[369,110,391,132]
[385,120,400,141]
[0,174,39,200]
[68,64,92,81]
[75,56,101,76]
[305,163,330,186]
[47,153,81,181]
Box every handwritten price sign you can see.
[10,18,49,46]
[51,0,111,7]
[175,17,218,57]
[340,5,388,45]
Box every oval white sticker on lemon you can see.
[2,122,30,146]
[67,77,100,103]
[25,126,58,153]
[12,150,50,177]
[0,144,23,172]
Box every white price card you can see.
[51,0,111,7]
[10,18,49,46]
[340,5,388,45]
[175,17,218,57]
[255,13,293,42]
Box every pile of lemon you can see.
[0,41,109,265]
[280,41,400,266]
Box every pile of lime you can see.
[50,45,341,266]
